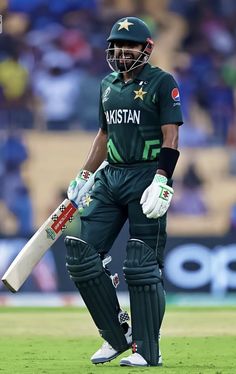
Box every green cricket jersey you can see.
[99,63,183,164]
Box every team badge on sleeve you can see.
[102,87,111,103]
[171,88,180,102]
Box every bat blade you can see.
[1,160,108,292]
[2,199,77,292]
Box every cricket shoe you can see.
[91,326,132,364]
[120,350,162,367]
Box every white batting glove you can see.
[67,169,93,205]
[140,174,174,219]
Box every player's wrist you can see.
[157,147,180,179]
[154,173,168,185]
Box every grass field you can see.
[0,306,236,374]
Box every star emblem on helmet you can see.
[118,18,134,31]
[134,87,147,100]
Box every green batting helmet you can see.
[107,17,152,44]
[106,17,154,73]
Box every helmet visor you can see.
[106,46,150,73]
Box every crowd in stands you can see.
[0,0,234,140]
[169,0,236,146]
[0,0,236,235]
[0,129,33,235]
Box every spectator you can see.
[206,75,234,144]
[0,46,34,129]
[76,45,108,130]
[33,50,81,130]
[0,130,34,235]
[171,162,208,215]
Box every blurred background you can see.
[0,0,236,306]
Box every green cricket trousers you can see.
[80,162,167,268]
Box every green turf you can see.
[0,307,235,373]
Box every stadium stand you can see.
[0,0,236,236]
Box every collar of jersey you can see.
[112,63,152,83]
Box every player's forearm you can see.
[161,124,179,149]
[82,128,108,172]
[157,124,179,178]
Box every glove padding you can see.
[67,169,93,206]
[140,174,174,219]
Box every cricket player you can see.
[65,16,183,367]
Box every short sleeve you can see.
[157,73,183,126]
[99,85,107,132]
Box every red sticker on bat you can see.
[51,203,77,233]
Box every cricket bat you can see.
[1,161,108,293]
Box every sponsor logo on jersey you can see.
[171,88,180,101]
[102,87,111,103]
[105,109,140,125]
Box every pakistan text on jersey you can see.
[105,109,141,125]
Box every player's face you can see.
[113,41,143,71]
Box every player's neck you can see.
[122,65,144,83]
